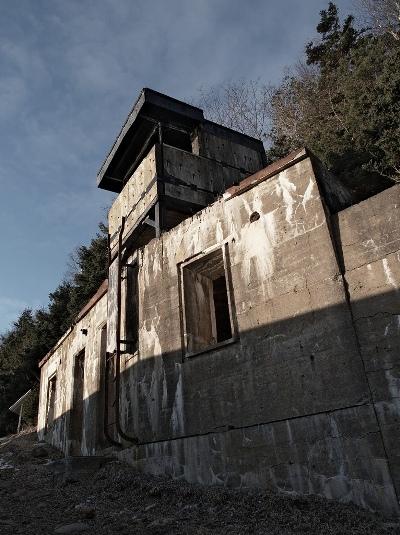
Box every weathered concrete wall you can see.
[108,142,248,251]
[108,145,158,244]
[163,144,245,194]
[118,404,396,513]
[108,157,399,515]
[38,293,107,456]
[338,183,400,499]
[193,121,265,173]
[38,154,400,517]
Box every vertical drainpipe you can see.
[103,232,122,448]
[114,216,138,445]
[104,352,122,448]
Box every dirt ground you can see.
[0,430,399,535]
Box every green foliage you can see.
[0,223,108,435]
[199,3,399,199]
[305,2,361,72]
[67,223,108,322]
[268,3,400,198]
[21,384,40,425]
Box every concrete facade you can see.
[38,89,400,517]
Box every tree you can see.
[67,222,108,322]
[197,79,272,143]
[0,222,108,435]
[200,3,400,199]
[357,0,400,40]
[270,2,400,197]
[0,310,39,433]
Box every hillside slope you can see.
[0,431,399,534]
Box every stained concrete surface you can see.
[37,149,400,517]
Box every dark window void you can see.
[45,375,57,433]
[182,247,234,355]
[98,324,108,446]
[100,324,107,357]
[163,127,192,153]
[125,263,139,354]
[213,276,232,343]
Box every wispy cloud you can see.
[0,0,356,336]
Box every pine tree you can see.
[268,3,400,198]
[0,222,108,434]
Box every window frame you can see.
[179,241,238,359]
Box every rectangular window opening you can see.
[182,246,235,356]
[163,127,192,153]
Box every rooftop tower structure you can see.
[99,88,266,254]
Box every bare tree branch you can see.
[197,79,273,144]
[357,0,400,40]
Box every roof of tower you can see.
[97,88,204,192]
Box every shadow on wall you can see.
[38,288,400,517]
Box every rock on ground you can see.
[54,523,90,534]
[0,431,399,535]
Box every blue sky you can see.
[0,0,355,334]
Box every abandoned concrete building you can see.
[37,88,400,517]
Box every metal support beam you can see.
[154,201,162,238]
[144,217,156,228]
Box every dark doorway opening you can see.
[125,263,139,354]
[70,349,85,455]
[45,375,57,435]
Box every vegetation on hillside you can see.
[0,225,108,434]
[200,1,400,199]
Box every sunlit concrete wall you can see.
[38,155,400,516]
[108,157,399,516]
[37,292,107,456]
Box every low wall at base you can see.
[116,403,399,517]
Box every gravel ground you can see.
[0,430,399,534]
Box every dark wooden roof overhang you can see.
[97,88,204,192]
